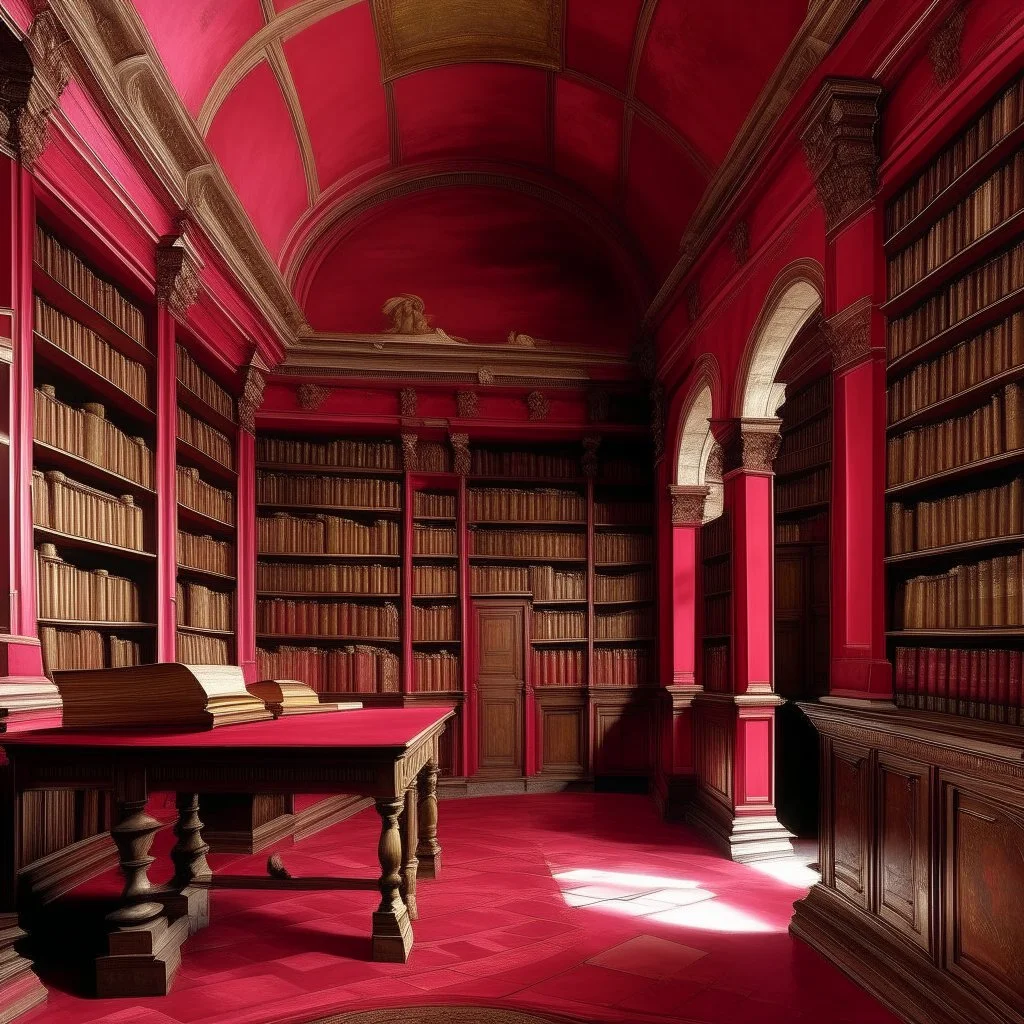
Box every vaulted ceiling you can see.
[127,0,810,349]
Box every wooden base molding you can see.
[686,788,794,862]
[95,911,189,999]
[200,794,369,854]
[17,831,118,907]
[652,772,698,821]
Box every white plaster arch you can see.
[675,384,714,487]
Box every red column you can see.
[656,485,706,818]
[236,427,257,682]
[155,303,177,663]
[0,153,58,725]
[689,419,792,861]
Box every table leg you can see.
[416,760,442,879]
[372,797,412,963]
[106,795,163,930]
[400,781,419,921]
[168,793,211,932]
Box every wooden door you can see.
[474,601,525,778]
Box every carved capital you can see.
[928,4,967,87]
[582,435,601,478]
[477,367,495,385]
[801,78,883,235]
[238,362,266,434]
[717,418,782,475]
[156,226,203,318]
[297,383,330,410]
[827,296,880,371]
[669,485,710,525]
[729,220,750,266]
[399,387,417,417]
[455,390,478,418]
[526,391,549,421]
[449,432,470,476]
[401,432,418,471]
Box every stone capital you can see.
[238,356,268,433]
[801,78,883,235]
[669,485,710,525]
[713,418,782,476]
[156,224,203,319]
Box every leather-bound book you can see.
[248,678,361,718]
[53,663,274,729]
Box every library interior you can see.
[0,1,1023,1023]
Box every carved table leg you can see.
[400,781,419,921]
[96,769,187,998]
[166,793,211,932]
[372,797,412,962]
[416,760,442,879]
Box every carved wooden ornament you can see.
[401,432,418,471]
[297,383,330,410]
[238,364,266,433]
[156,228,203,319]
[526,391,549,421]
[399,387,418,417]
[449,432,470,476]
[456,391,478,418]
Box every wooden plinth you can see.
[0,914,47,1024]
[95,911,189,999]
[686,789,793,863]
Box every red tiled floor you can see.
[22,793,902,1024]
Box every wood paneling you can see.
[541,703,585,775]
[474,602,525,778]
[593,697,653,775]
[830,742,870,908]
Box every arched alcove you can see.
[673,357,723,522]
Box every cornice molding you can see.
[801,78,883,236]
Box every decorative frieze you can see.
[477,367,495,385]
[455,391,478,418]
[827,296,879,371]
[297,383,330,411]
[801,78,883,235]
[399,387,418,417]
[526,391,549,421]
[669,485,709,525]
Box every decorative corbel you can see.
[238,355,268,434]
[826,296,879,372]
[401,432,418,471]
[449,432,470,476]
[156,221,203,319]
[297,383,330,410]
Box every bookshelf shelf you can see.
[594,522,653,532]
[32,266,154,368]
[470,555,587,564]
[777,403,830,435]
[594,636,655,644]
[178,564,237,586]
[885,447,1024,499]
[176,624,234,638]
[412,594,458,601]
[412,554,459,562]
[34,334,155,428]
[885,533,1024,567]
[257,590,401,599]
[412,638,461,645]
[259,502,401,516]
[469,520,586,528]
[882,207,1024,319]
[885,119,1024,253]
[37,618,155,630]
[33,441,155,502]
[176,438,237,486]
[255,633,401,644]
[531,637,587,645]
[532,598,588,606]
[470,591,532,598]
[257,462,403,477]
[413,515,457,523]
[256,551,401,561]
[178,503,235,539]
[469,475,586,486]
[887,628,1024,640]
[33,527,155,562]
[776,499,831,517]
[593,598,654,607]
[175,381,237,437]
[593,561,650,569]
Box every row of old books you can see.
[704,594,731,636]
[257,436,398,470]
[775,440,831,477]
[40,625,141,673]
[702,513,731,560]
[888,310,1024,423]
[595,532,653,563]
[413,524,457,555]
[468,487,585,522]
[178,530,234,576]
[776,467,831,511]
[595,608,654,639]
[532,648,585,686]
[178,407,233,469]
[776,513,828,544]
[886,382,1023,486]
[413,603,458,641]
[35,297,149,405]
[256,560,399,593]
[256,599,400,638]
[888,477,1023,554]
[256,644,400,693]
[176,345,234,420]
[886,74,1024,237]
[176,631,230,664]
[893,645,1022,724]
[471,529,586,559]
[414,491,456,517]
[471,564,529,594]
[176,581,232,631]
[413,650,460,691]
[34,225,147,347]
[594,570,653,603]
[595,501,652,526]
[703,642,730,691]
[178,466,234,523]
[599,457,649,485]
[780,406,831,453]
[32,469,145,551]
[257,472,401,509]
[532,566,585,601]
[35,386,153,487]
[887,151,1024,297]
[413,564,457,595]
[887,238,1024,360]
[257,513,399,555]
[593,647,651,686]
[533,610,586,640]
[471,449,578,479]
[36,545,140,621]
[896,551,1024,629]
[703,558,731,595]
[779,375,830,426]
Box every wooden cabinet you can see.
[474,601,525,778]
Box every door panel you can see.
[474,602,526,778]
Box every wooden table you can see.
[0,706,453,997]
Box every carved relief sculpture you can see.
[928,4,968,86]
[401,432,418,471]
[526,391,549,421]
[156,225,203,320]
[827,296,877,371]
[449,433,470,476]
[506,331,536,347]
[297,383,330,410]
[456,391,478,418]
[382,294,433,335]
[801,78,883,235]
[399,387,418,417]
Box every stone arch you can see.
[735,259,825,419]
[673,354,723,522]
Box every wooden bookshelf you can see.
[32,223,158,672]
[701,511,732,694]
[885,69,1024,724]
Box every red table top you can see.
[0,707,454,751]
